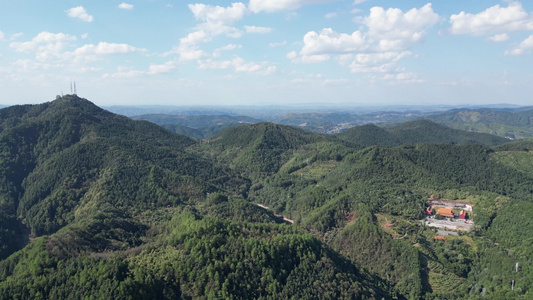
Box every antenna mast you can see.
[73,81,77,95]
[70,78,73,94]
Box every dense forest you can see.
[428,108,533,139]
[0,95,532,299]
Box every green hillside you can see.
[132,114,260,139]
[0,96,391,299]
[207,122,531,298]
[1,96,533,299]
[429,108,533,139]
[337,119,509,147]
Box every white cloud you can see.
[506,35,533,56]
[148,62,174,74]
[189,3,247,26]
[249,0,334,13]
[323,78,349,85]
[81,33,89,39]
[269,40,287,47]
[118,2,134,10]
[300,28,366,56]
[66,6,94,23]
[198,57,276,74]
[10,32,77,62]
[325,12,337,19]
[171,30,211,61]
[188,3,247,39]
[172,3,248,61]
[244,25,273,33]
[487,33,509,42]
[287,4,437,83]
[350,51,411,73]
[353,0,367,4]
[383,72,422,83]
[213,44,242,57]
[216,44,242,51]
[450,2,533,36]
[73,42,145,55]
[9,32,23,41]
[0,31,4,41]
[363,3,439,51]
[103,61,175,78]
[286,51,298,59]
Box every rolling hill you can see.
[0,96,390,299]
[337,119,509,147]
[429,108,533,139]
[1,96,533,299]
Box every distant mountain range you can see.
[428,108,533,139]
[126,105,533,139]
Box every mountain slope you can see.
[203,122,333,176]
[337,119,509,147]
[131,114,260,138]
[0,95,245,256]
[0,96,392,299]
[429,108,533,138]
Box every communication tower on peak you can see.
[73,81,77,95]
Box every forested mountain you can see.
[273,111,426,133]
[428,108,533,139]
[337,119,509,147]
[0,96,389,299]
[1,96,532,299]
[131,114,260,139]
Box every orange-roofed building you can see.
[437,207,454,218]
[434,236,447,242]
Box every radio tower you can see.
[70,78,73,94]
[73,81,77,95]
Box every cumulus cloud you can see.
[118,3,134,10]
[171,30,211,61]
[189,2,247,29]
[324,12,337,19]
[66,6,94,22]
[506,35,533,56]
[10,32,23,41]
[249,0,334,13]
[487,33,509,42]
[269,40,287,47]
[147,62,175,74]
[363,3,439,51]
[383,72,422,83]
[198,57,276,75]
[73,42,145,55]
[244,25,272,33]
[172,3,248,61]
[213,44,242,57]
[288,4,438,83]
[349,51,411,73]
[10,32,77,62]
[103,62,175,79]
[0,31,4,41]
[301,28,366,56]
[450,2,533,36]
[289,28,366,63]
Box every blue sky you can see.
[0,0,532,106]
